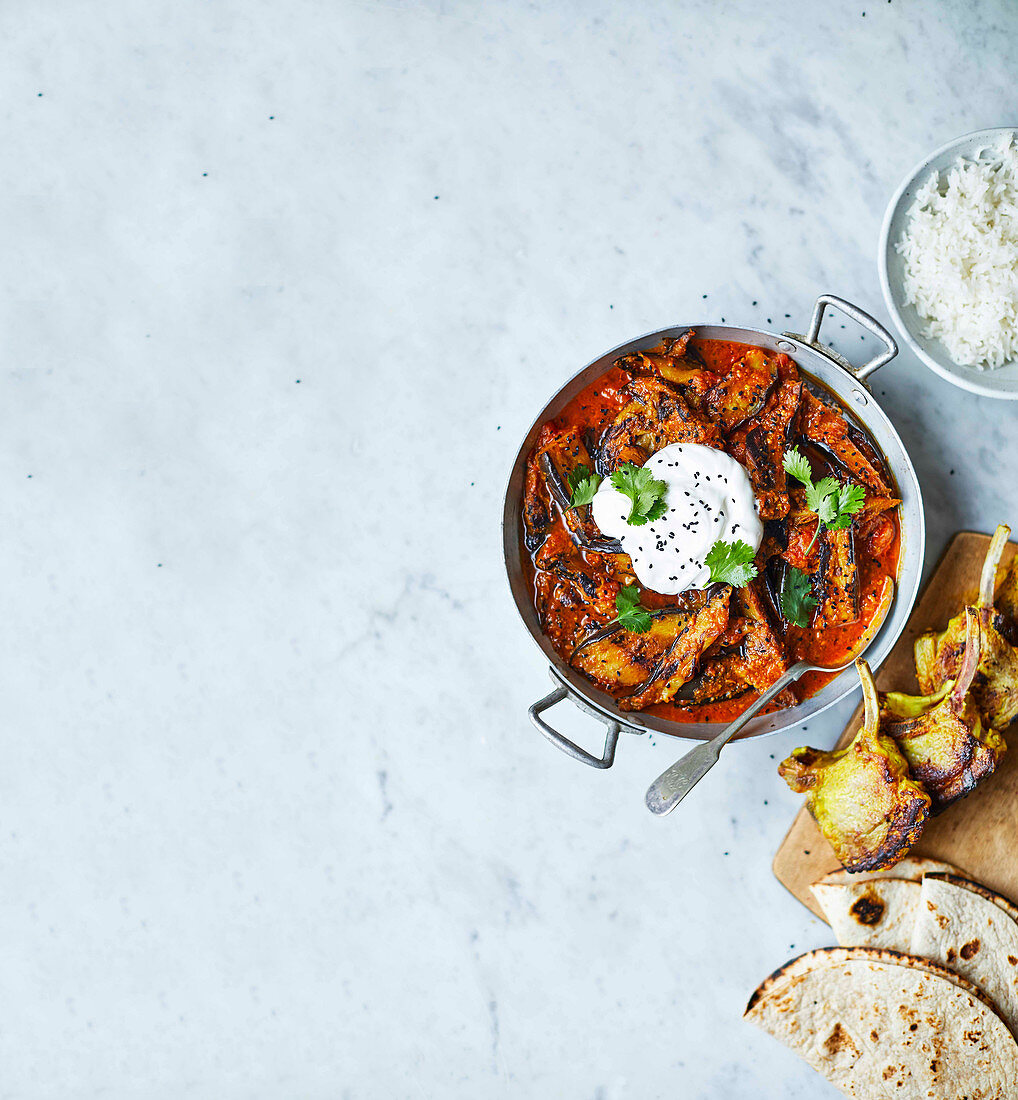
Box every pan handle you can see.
[804,294,898,381]
[528,678,623,769]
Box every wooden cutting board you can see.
[773,530,1018,920]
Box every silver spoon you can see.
[645,582,894,815]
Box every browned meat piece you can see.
[971,584,1018,721]
[620,587,731,710]
[779,661,931,871]
[598,377,720,472]
[882,609,1007,813]
[914,526,1018,729]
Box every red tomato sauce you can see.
[522,337,901,725]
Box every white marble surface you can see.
[3,1,1018,1096]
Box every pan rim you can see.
[501,320,925,743]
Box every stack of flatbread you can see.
[747,859,1018,1097]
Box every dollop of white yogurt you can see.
[591,443,763,596]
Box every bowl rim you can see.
[878,125,1018,401]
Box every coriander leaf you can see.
[704,539,759,588]
[835,482,866,522]
[806,476,839,518]
[818,481,866,530]
[782,446,813,487]
[616,584,641,610]
[784,443,866,547]
[621,497,666,526]
[609,462,668,525]
[613,584,652,633]
[816,494,839,527]
[616,584,641,612]
[567,464,602,509]
[781,566,817,628]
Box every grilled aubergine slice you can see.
[570,589,732,707]
[615,329,711,391]
[730,580,790,690]
[726,357,801,520]
[665,584,787,708]
[703,347,778,432]
[796,390,891,495]
[597,377,720,474]
[882,609,1006,813]
[523,423,623,554]
[533,528,623,654]
[914,524,1018,730]
[815,525,860,628]
[673,650,754,705]
[778,660,931,872]
[670,585,795,709]
[570,609,688,693]
[618,587,732,711]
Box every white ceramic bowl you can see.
[879,126,1018,400]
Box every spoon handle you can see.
[644,660,811,816]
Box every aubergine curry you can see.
[521,332,901,724]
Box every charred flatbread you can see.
[811,879,919,952]
[746,946,1018,1098]
[911,873,1018,1037]
[748,945,997,1008]
[815,857,967,887]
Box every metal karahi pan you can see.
[502,295,925,767]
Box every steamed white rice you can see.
[896,133,1018,369]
